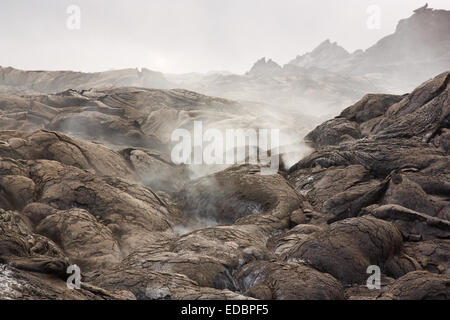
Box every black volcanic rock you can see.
[236,260,345,300]
[382,271,450,300]
[289,71,450,226]
[287,71,449,298]
[304,117,362,148]
[284,216,419,285]
[178,164,303,229]
[340,94,405,125]
[0,69,449,299]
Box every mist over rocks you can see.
[1,7,448,121]
[0,86,313,186]
[344,7,450,82]
[167,6,450,117]
[286,71,450,296]
[0,68,449,299]
[247,58,283,77]
[288,39,351,70]
[1,5,450,301]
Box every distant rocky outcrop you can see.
[167,6,450,116]
[3,7,448,119]
[340,6,450,83]
[287,6,450,83]
[0,67,173,95]
[288,39,350,70]
[247,58,283,76]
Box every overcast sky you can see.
[1,0,449,74]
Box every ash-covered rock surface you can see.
[0,70,449,300]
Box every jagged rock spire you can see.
[414,3,429,13]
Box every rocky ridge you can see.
[168,6,450,116]
[2,8,449,120]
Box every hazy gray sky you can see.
[1,0,449,74]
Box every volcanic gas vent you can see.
[176,165,302,232]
